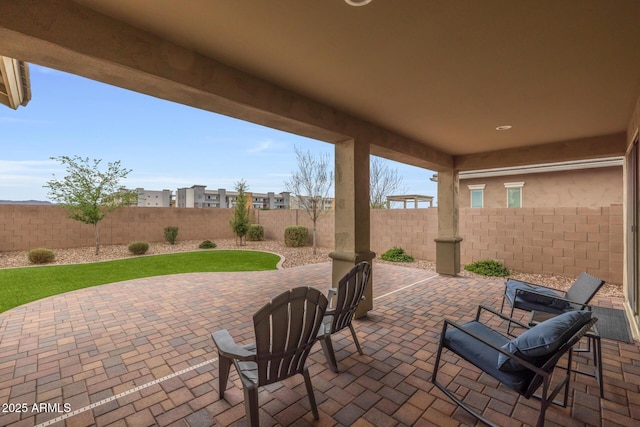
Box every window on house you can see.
[468,184,485,208]
[504,182,524,208]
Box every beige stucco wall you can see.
[460,166,622,208]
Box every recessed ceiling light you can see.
[496,125,512,131]
[345,0,373,6]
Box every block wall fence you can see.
[0,204,623,283]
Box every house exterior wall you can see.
[625,94,640,336]
[460,166,622,208]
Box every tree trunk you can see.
[312,220,317,255]
[94,223,100,255]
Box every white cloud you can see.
[246,140,273,154]
[0,159,59,173]
[246,139,287,154]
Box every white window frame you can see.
[468,184,485,208]
[504,182,525,208]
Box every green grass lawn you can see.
[0,250,280,313]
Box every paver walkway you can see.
[0,262,638,426]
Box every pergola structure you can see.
[386,195,434,209]
[1,1,639,329]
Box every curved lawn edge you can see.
[0,250,283,313]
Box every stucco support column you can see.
[435,168,462,275]
[330,138,375,317]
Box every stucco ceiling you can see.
[65,0,640,157]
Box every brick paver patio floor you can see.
[0,262,639,426]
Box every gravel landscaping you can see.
[0,238,622,297]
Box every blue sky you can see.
[1,65,437,203]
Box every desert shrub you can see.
[247,224,265,241]
[380,247,414,262]
[164,226,179,245]
[464,259,510,277]
[128,241,149,255]
[199,240,217,249]
[284,226,308,247]
[28,248,55,264]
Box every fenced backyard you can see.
[0,204,636,427]
[0,204,623,284]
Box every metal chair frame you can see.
[432,305,598,427]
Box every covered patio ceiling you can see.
[1,1,639,171]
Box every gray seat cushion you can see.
[505,280,570,313]
[444,322,535,394]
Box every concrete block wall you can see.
[0,204,623,283]
[0,205,237,250]
[459,206,624,283]
[254,209,334,248]
[370,209,438,260]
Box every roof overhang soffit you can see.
[0,0,452,171]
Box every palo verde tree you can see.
[229,179,250,246]
[45,155,137,255]
[370,156,406,208]
[284,146,333,255]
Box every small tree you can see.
[45,155,137,255]
[370,156,406,208]
[229,179,250,246]
[284,146,333,255]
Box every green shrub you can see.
[28,248,55,264]
[247,224,265,241]
[164,226,179,245]
[464,259,510,277]
[380,247,414,262]
[128,241,149,255]
[199,240,217,249]
[284,226,308,247]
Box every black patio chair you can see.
[432,306,597,427]
[212,287,328,426]
[501,272,604,331]
[318,261,371,373]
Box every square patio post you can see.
[435,168,462,275]
[330,138,375,318]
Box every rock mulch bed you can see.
[0,239,622,297]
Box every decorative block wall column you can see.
[435,168,462,275]
[330,138,375,317]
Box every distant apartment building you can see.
[135,188,172,207]
[289,195,334,211]
[176,185,290,209]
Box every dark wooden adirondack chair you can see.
[212,287,328,426]
[318,261,371,373]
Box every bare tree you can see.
[284,146,333,254]
[370,156,406,208]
